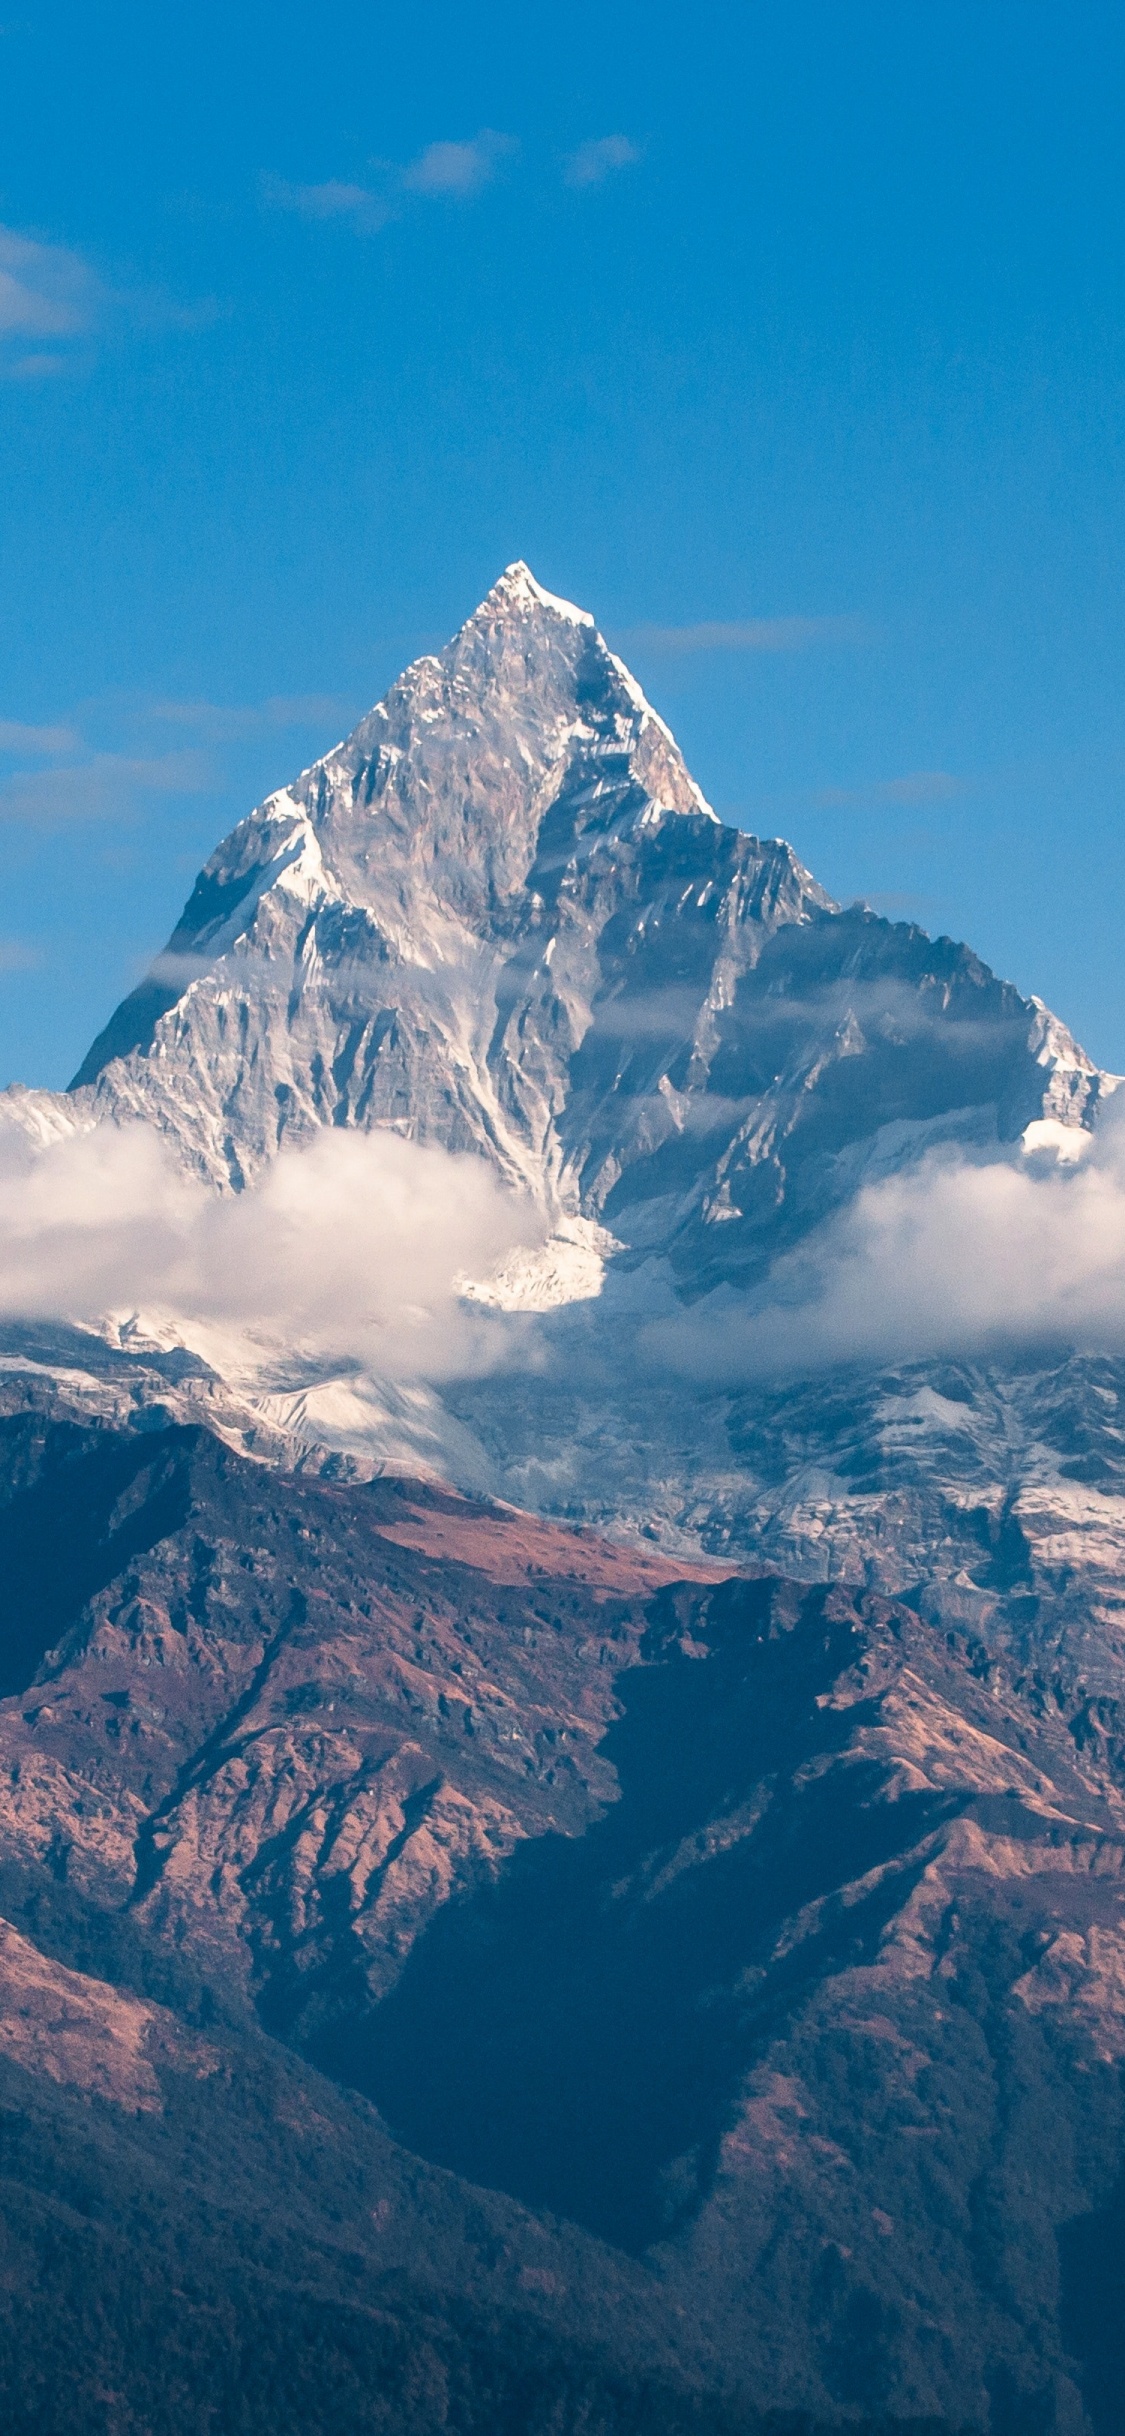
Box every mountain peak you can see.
[52,563,1103,1244]
[470,561,597,631]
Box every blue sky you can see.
[2,1,1125,1084]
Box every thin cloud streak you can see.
[260,176,394,235]
[0,939,40,975]
[0,225,96,337]
[622,615,870,654]
[401,132,516,196]
[0,350,75,382]
[860,891,944,921]
[0,221,218,377]
[0,223,99,377]
[816,771,964,810]
[0,749,215,826]
[0,688,353,832]
[0,717,81,755]
[148,693,354,744]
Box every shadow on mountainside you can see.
[0,1417,195,1699]
[315,1576,958,2253]
[1058,2132,1125,2436]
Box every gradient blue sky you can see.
[2,2,1125,1085]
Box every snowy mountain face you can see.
[71,563,737,1198]
[7,563,1120,1627]
[0,559,1117,1647]
[62,562,1102,1270]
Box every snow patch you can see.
[1020,1118,1093,1166]
[486,561,596,628]
[460,1215,619,1312]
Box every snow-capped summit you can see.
[62,567,829,1207]
[0,559,1119,1675]
[54,566,1104,1284]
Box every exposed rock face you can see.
[450,1342,1125,1708]
[0,1914,196,2109]
[0,1411,723,2024]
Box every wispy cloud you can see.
[0,749,214,826]
[0,225,97,337]
[563,135,642,188]
[0,716,81,754]
[0,686,351,829]
[621,615,870,654]
[860,890,943,920]
[0,221,218,378]
[2,349,75,381]
[259,176,394,236]
[0,938,40,975]
[263,133,517,236]
[147,692,353,744]
[0,224,100,376]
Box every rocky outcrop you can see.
[0,1408,725,2027]
[0,1913,219,2109]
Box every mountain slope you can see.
[0,1404,1121,2430]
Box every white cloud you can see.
[0,1120,542,1383]
[860,891,942,921]
[263,135,517,236]
[259,176,394,235]
[0,350,75,382]
[563,135,642,188]
[0,938,39,975]
[401,131,516,197]
[0,225,97,338]
[0,689,350,830]
[646,1106,1125,1381]
[0,224,100,377]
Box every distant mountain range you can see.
[0,568,1121,2434]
